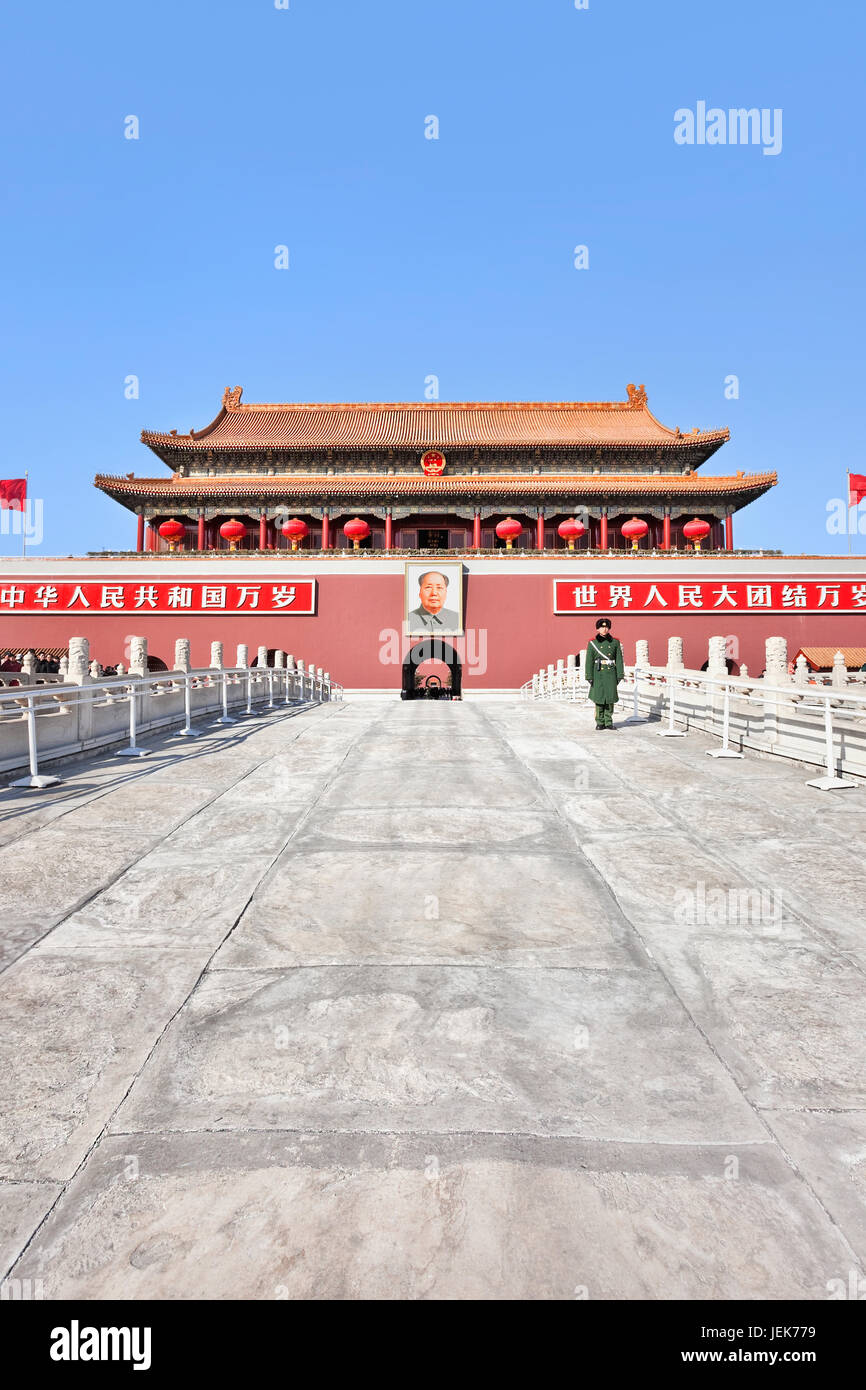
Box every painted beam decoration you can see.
[0,578,316,614]
[554,578,866,614]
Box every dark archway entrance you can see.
[401,640,462,700]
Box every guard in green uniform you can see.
[584,617,625,730]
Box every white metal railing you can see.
[2,665,343,790]
[522,662,866,791]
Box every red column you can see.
[662,509,671,551]
[600,511,608,551]
[321,512,330,550]
[259,512,267,550]
[136,514,144,552]
[536,513,545,550]
[385,510,392,550]
[725,514,733,550]
[197,514,205,551]
[473,510,481,549]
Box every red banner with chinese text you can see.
[0,579,316,614]
[554,578,866,615]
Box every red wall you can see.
[2,566,865,688]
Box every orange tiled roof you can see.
[141,385,729,456]
[95,472,775,501]
[796,647,866,670]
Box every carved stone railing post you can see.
[763,636,790,746]
[210,641,223,670]
[832,651,848,690]
[667,636,684,671]
[175,638,191,673]
[128,637,148,677]
[236,644,249,670]
[67,637,92,742]
[67,638,91,686]
[705,635,729,731]
[765,635,789,684]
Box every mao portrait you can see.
[405,562,464,635]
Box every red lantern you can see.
[621,517,649,551]
[557,518,586,552]
[682,517,712,552]
[495,517,523,550]
[158,518,185,552]
[343,517,371,551]
[220,518,247,551]
[281,518,309,552]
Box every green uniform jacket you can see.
[584,635,625,705]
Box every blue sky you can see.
[2,0,864,555]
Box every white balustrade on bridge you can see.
[521,635,866,790]
[0,635,343,788]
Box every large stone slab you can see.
[58,782,214,834]
[636,929,866,1111]
[0,826,158,971]
[50,848,276,952]
[762,1110,866,1263]
[216,847,642,969]
[318,760,548,809]
[728,837,866,967]
[293,805,575,851]
[0,947,205,1181]
[10,1131,851,1300]
[113,965,763,1143]
[0,1180,61,1277]
[581,832,799,926]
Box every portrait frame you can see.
[404,560,464,636]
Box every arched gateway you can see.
[401,640,462,700]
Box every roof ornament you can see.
[222,385,243,408]
[626,383,647,408]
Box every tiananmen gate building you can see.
[2,383,864,694]
[95,383,773,554]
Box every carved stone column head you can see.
[707,635,728,676]
[667,636,684,670]
[174,638,191,673]
[832,650,848,689]
[257,646,268,669]
[236,644,249,669]
[67,637,91,685]
[210,641,223,670]
[635,639,650,669]
[765,635,789,681]
[128,637,148,676]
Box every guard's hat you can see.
[595,617,611,629]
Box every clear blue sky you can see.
[2,0,864,555]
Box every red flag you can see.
[0,479,26,510]
[849,473,866,505]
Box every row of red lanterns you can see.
[158,515,714,552]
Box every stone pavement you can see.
[1,699,865,1300]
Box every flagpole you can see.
[22,471,28,559]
